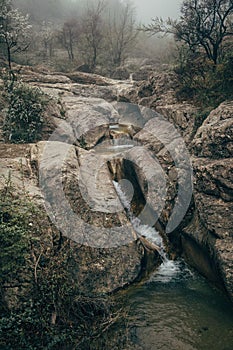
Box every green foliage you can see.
[0,0,32,69]
[3,82,48,143]
[0,177,30,286]
[0,177,121,349]
[142,0,233,66]
[174,45,233,109]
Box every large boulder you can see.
[124,91,233,299]
[61,96,119,148]
[30,141,160,294]
[111,66,130,80]
[130,109,193,255]
[192,101,233,158]
[66,71,110,86]
[182,102,233,299]
[121,72,198,143]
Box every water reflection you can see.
[125,265,233,350]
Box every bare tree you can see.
[41,21,56,59]
[0,0,32,69]
[142,0,233,65]
[58,19,79,61]
[106,1,137,67]
[81,0,105,71]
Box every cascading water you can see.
[90,124,233,349]
[112,180,182,283]
[94,124,137,154]
[110,137,135,148]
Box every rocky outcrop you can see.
[127,109,193,255]
[65,71,110,86]
[111,66,130,80]
[0,140,160,294]
[122,72,199,142]
[1,66,232,300]
[1,64,164,294]
[182,101,233,298]
[131,66,154,81]
[0,67,162,295]
[128,96,233,299]
[118,73,233,299]
[30,140,160,293]
[192,101,233,159]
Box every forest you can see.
[0,0,176,76]
[0,0,232,107]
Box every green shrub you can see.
[0,178,122,349]
[174,46,233,109]
[0,180,31,287]
[3,82,48,143]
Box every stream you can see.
[123,264,233,350]
[93,124,233,350]
[112,179,233,350]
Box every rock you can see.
[62,96,119,148]
[155,103,197,143]
[111,66,130,80]
[1,64,232,301]
[66,71,111,86]
[18,66,135,105]
[30,141,160,293]
[131,66,154,81]
[182,102,233,300]
[76,64,91,73]
[99,108,193,259]
[70,239,158,294]
[193,158,233,204]
[192,101,233,158]
[120,72,198,143]
[20,71,72,84]
[0,143,42,199]
[120,75,233,300]
[138,72,179,101]
[0,140,159,295]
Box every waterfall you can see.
[113,180,181,282]
[129,73,134,82]
[112,180,165,253]
[110,136,134,148]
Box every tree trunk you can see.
[212,44,218,66]
[70,42,74,61]
[91,46,97,71]
[7,44,11,70]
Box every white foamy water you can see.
[148,259,195,283]
[108,144,134,150]
[113,180,182,282]
[149,259,182,283]
[131,217,164,249]
[94,137,137,155]
[109,124,120,129]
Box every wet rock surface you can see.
[0,142,160,294]
[0,66,232,299]
[0,66,160,293]
[117,71,233,300]
[29,136,160,293]
[187,102,233,298]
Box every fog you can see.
[131,0,182,23]
[13,0,182,24]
